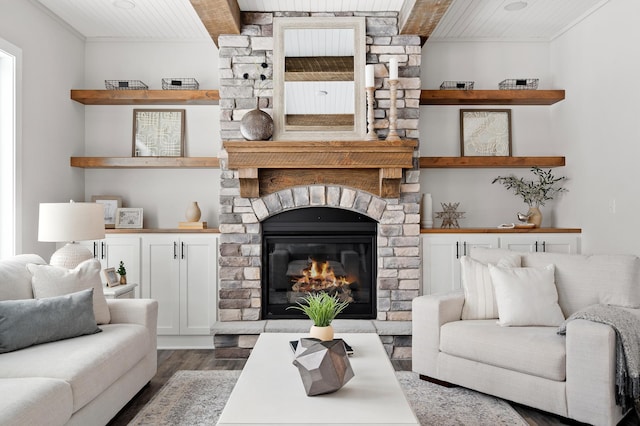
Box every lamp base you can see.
[50,242,94,269]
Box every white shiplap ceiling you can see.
[34,0,610,42]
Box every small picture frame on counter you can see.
[115,208,143,229]
[103,268,120,287]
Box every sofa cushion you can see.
[0,254,46,301]
[521,252,640,315]
[0,377,72,426]
[460,254,521,320]
[28,258,110,324]
[0,288,101,353]
[489,264,565,326]
[440,320,566,381]
[0,323,150,413]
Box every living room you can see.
[1,0,639,425]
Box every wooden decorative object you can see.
[386,80,400,141]
[435,202,465,228]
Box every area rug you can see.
[128,370,527,425]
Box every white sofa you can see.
[412,248,640,426]
[0,254,158,426]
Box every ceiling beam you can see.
[399,0,453,45]
[189,0,241,47]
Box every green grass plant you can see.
[287,292,349,327]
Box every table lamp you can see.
[38,201,105,269]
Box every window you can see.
[0,39,21,258]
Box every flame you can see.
[292,259,351,293]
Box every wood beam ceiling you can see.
[399,0,453,44]
[189,0,241,47]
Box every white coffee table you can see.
[217,332,419,425]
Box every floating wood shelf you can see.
[70,157,220,168]
[419,156,565,168]
[70,90,220,105]
[223,140,417,198]
[420,90,565,105]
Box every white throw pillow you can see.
[460,254,521,320]
[28,258,110,324]
[488,263,565,327]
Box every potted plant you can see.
[288,292,349,341]
[117,261,127,285]
[492,166,568,227]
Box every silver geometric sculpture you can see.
[292,339,354,396]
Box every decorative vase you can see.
[119,275,127,285]
[421,193,433,228]
[309,325,334,341]
[527,206,542,227]
[240,108,274,141]
[185,201,201,222]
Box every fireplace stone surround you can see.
[213,11,421,359]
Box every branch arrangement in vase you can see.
[492,166,568,208]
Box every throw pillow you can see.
[488,263,565,326]
[0,288,101,354]
[460,254,521,320]
[28,258,110,324]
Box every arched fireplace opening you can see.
[261,207,377,320]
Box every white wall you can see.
[83,41,222,228]
[419,41,569,228]
[0,0,85,258]
[551,0,640,256]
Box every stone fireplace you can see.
[213,11,421,358]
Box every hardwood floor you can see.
[108,350,639,426]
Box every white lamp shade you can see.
[38,202,106,242]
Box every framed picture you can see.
[91,195,122,229]
[103,268,119,287]
[115,208,143,229]
[460,109,512,156]
[132,109,185,157]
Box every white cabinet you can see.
[80,235,141,297]
[499,234,580,254]
[421,234,499,295]
[140,234,218,348]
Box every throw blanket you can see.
[558,304,640,412]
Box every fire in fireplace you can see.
[262,207,377,319]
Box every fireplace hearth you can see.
[262,207,377,319]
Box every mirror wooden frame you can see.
[273,17,366,141]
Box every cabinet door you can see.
[500,234,580,254]
[179,235,218,335]
[422,234,499,295]
[141,235,180,335]
[422,235,459,295]
[103,236,141,297]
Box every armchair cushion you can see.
[489,264,565,326]
[28,259,110,324]
[460,254,521,320]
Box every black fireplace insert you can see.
[262,207,377,320]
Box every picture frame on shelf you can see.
[103,267,119,287]
[460,109,512,157]
[115,208,143,229]
[132,109,185,157]
[91,195,122,229]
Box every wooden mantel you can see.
[223,140,418,198]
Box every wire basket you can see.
[498,78,539,90]
[105,80,148,90]
[162,78,199,90]
[440,81,474,90]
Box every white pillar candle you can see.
[365,64,375,88]
[389,58,398,80]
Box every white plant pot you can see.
[309,325,334,341]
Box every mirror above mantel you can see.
[273,17,366,141]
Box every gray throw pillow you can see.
[0,288,101,354]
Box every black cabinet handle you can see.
[93,242,98,258]
[456,241,460,259]
[101,241,106,259]
[173,242,177,259]
[535,241,538,252]
[542,241,546,252]
[463,241,467,256]
[181,242,185,259]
